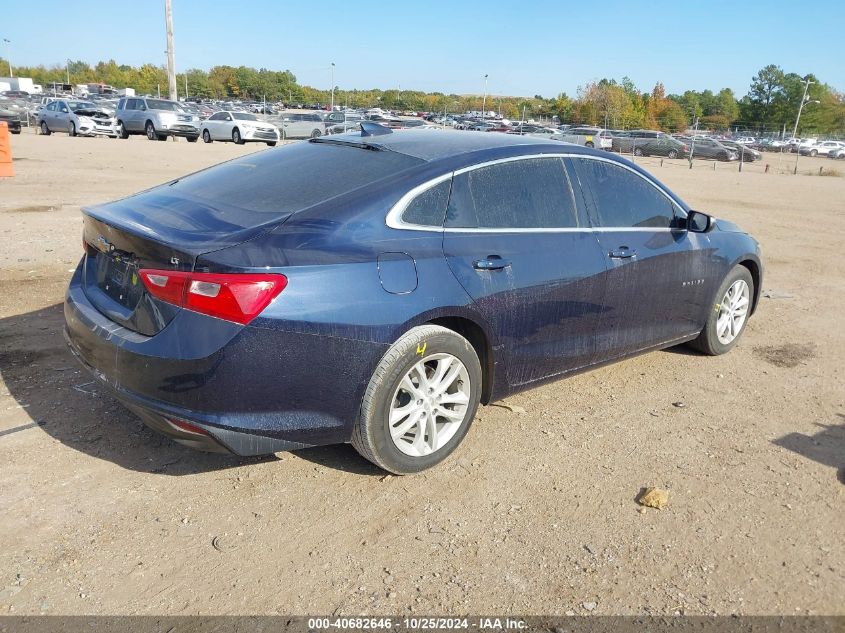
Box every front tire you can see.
[667,149,678,159]
[118,122,129,139]
[145,121,157,140]
[352,325,482,474]
[40,121,51,135]
[634,147,644,156]
[266,141,277,147]
[689,265,754,356]
[310,129,322,138]
[202,129,212,143]
[68,122,77,137]
[232,128,244,145]
[186,135,198,143]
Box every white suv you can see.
[799,140,845,157]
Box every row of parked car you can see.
[11,92,845,161]
[29,96,432,144]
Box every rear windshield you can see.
[167,141,424,214]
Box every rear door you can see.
[566,156,711,359]
[442,156,607,386]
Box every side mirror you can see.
[687,210,713,233]
[140,105,146,111]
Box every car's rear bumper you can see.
[64,262,386,455]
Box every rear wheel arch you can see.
[426,316,494,404]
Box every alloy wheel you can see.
[388,353,471,457]
[716,279,750,344]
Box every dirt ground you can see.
[0,130,843,617]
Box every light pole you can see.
[330,62,335,111]
[2,39,12,77]
[66,59,71,85]
[481,74,488,120]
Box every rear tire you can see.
[585,141,594,148]
[689,265,754,356]
[187,135,198,143]
[310,129,322,138]
[634,147,644,156]
[266,141,277,146]
[667,150,678,159]
[352,325,482,475]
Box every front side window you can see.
[446,158,579,229]
[401,180,451,227]
[570,158,677,229]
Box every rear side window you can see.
[570,158,676,228]
[446,158,579,229]
[402,180,451,227]
[168,142,424,214]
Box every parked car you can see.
[37,99,118,137]
[734,136,756,145]
[115,97,200,141]
[65,126,762,474]
[719,140,762,161]
[271,112,325,139]
[612,130,688,158]
[829,147,845,160]
[679,137,738,161]
[0,109,22,134]
[199,111,279,146]
[798,140,845,157]
[557,126,613,149]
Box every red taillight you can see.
[139,269,287,325]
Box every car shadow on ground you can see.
[0,303,380,477]
[773,416,845,484]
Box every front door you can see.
[442,156,607,386]
[566,156,711,360]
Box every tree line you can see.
[3,58,843,136]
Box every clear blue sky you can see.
[2,0,842,97]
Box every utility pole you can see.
[481,74,488,120]
[791,77,819,174]
[2,39,11,77]
[790,77,815,141]
[165,0,177,101]
[66,59,70,85]
[184,73,188,100]
[330,62,335,111]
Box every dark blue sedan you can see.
[64,125,762,474]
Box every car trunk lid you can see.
[81,190,292,336]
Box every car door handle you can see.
[609,247,637,259]
[473,256,511,271]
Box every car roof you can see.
[325,128,579,161]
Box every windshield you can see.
[145,99,184,112]
[68,101,96,110]
[232,112,259,121]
